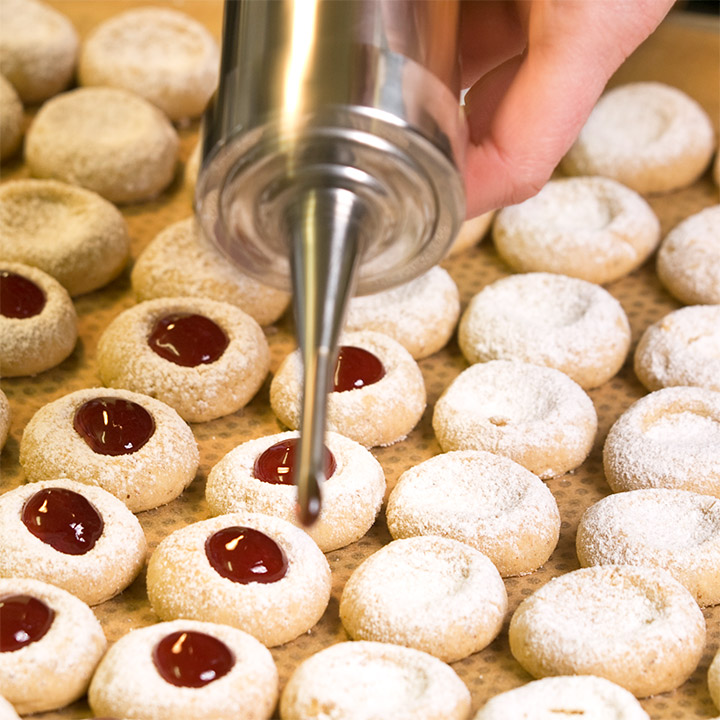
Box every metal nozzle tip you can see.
[296,476,322,526]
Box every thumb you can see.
[462,0,674,218]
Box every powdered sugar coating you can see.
[492,178,660,284]
[0,478,146,605]
[657,205,720,305]
[458,272,631,388]
[78,7,219,122]
[633,305,720,391]
[0,0,78,103]
[0,179,130,296]
[344,267,460,359]
[20,387,199,512]
[339,535,507,663]
[509,565,706,698]
[131,218,289,326]
[146,512,332,647]
[710,649,720,711]
[561,82,716,194]
[88,619,278,720]
[206,430,385,552]
[0,577,106,714]
[97,296,270,423]
[26,87,178,204]
[433,360,597,479]
[473,675,650,720]
[0,260,77,377]
[280,640,471,720]
[0,74,22,160]
[603,386,720,498]
[387,450,560,576]
[271,330,426,448]
[577,488,720,606]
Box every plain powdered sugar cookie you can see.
[0,0,78,103]
[146,513,331,647]
[26,87,178,204]
[657,205,720,305]
[344,266,460,359]
[0,74,22,160]
[0,179,129,296]
[0,478,146,605]
[508,565,706,698]
[339,535,507,663]
[97,297,270,423]
[271,330,426,448]
[0,261,77,377]
[458,272,631,389]
[710,649,720,711]
[280,641,471,720]
[20,387,199,512]
[206,430,385,552]
[88,620,278,720]
[473,675,650,720]
[561,82,716,194]
[492,177,660,284]
[131,218,290,327]
[433,360,597,479]
[0,577,106,714]
[386,450,560,577]
[633,304,720,391]
[78,7,219,122]
[603,386,720,498]
[576,488,720,606]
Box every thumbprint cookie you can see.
[147,513,331,647]
[0,478,146,605]
[97,297,270,423]
[562,82,715,194]
[0,577,106,714]
[206,430,385,552]
[271,330,426,448]
[339,535,507,663]
[20,387,199,512]
[88,620,278,720]
[0,261,76,377]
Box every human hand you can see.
[460,0,675,218]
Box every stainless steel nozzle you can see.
[196,0,466,524]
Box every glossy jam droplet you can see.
[333,345,385,392]
[148,313,228,367]
[253,437,337,485]
[73,396,155,456]
[152,630,235,688]
[205,526,288,584]
[0,270,46,319]
[21,487,104,556]
[0,595,55,652]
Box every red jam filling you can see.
[73,396,155,456]
[253,437,336,485]
[0,270,46,319]
[0,594,55,652]
[152,630,235,688]
[22,487,104,556]
[148,313,228,367]
[205,526,288,584]
[333,345,385,392]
